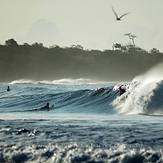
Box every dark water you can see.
[0,80,163,163]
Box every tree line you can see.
[0,39,163,82]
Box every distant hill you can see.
[0,39,163,82]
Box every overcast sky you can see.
[0,0,163,50]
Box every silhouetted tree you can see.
[32,42,44,48]
[70,44,83,50]
[0,38,162,82]
[150,48,160,54]
[113,43,122,50]
[5,39,18,47]
[23,43,30,46]
[120,46,127,52]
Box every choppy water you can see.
[0,78,163,163]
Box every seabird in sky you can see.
[112,7,129,21]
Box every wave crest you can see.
[9,78,108,85]
[113,80,163,115]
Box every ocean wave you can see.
[10,79,37,84]
[9,78,110,85]
[113,63,163,115]
[5,62,163,116]
[0,85,117,113]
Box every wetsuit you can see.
[119,86,126,96]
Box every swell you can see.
[2,79,163,115]
[0,85,118,114]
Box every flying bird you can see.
[112,7,129,21]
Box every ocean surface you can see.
[0,78,163,163]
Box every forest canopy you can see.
[0,39,163,82]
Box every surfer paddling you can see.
[33,103,54,111]
[40,102,50,111]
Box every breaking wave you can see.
[10,78,109,85]
[2,63,163,116]
[113,63,163,115]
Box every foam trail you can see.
[10,79,37,84]
[10,78,109,85]
[113,62,163,115]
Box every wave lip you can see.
[9,78,109,85]
[113,80,163,115]
[10,79,37,84]
[113,63,163,115]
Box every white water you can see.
[10,78,110,85]
[113,62,163,115]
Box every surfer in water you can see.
[29,103,54,112]
[93,88,105,96]
[7,86,11,92]
[97,88,105,93]
[39,103,50,111]
[119,85,126,96]
[38,103,55,111]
